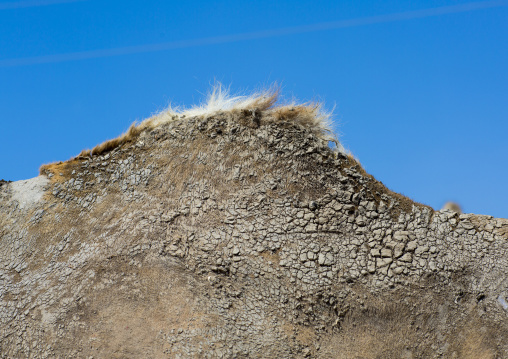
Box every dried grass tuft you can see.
[40,83,343,175]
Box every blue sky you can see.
[1,0,507,218]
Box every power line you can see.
[0,0,87,10]
[1,0,507,67]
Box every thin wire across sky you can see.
[1,0,507,67]
[0,0,86,10]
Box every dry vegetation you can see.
[40,85,342,175]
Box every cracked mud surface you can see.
[1,113,507,358]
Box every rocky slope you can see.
[1,99,507,358]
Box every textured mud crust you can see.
[1,100,507,358]
[40,85,341,174]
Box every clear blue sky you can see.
[1,0,507,218]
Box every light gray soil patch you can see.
[9,175,49,209]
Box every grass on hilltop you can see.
[40,84,343,175]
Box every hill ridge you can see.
[1,95,507,358]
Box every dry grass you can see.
[39,158,83,182]
[39,84,341,175]
[344,152,369,177]
[442,202,462,213]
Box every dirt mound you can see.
[1,99,507,358]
